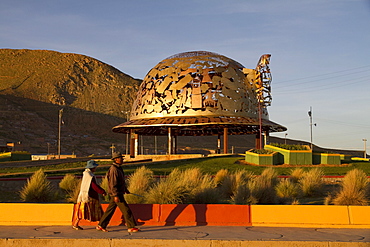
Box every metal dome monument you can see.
[113,51,286,157]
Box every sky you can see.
[1,0,370,152]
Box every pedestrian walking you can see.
[96,152,140,233]
[72,160,106,230]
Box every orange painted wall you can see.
[0,203,369,228]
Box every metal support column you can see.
[130,130,138,158]
[223,127,228,154]
[168,127,172,155]
[217,134,221,154]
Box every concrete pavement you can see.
[0,225,369,247]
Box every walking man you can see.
[96,152,140,233]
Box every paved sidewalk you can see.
[0,225,369,247]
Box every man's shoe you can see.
[128,227,140,233]
[72,225,83,230]
[96,225,109,232]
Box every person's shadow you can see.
[164,204,207,226]
[120,204,154,226]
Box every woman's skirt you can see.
[72,198,104,222]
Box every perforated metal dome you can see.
[113,51,286,136]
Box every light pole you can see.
[124,111,130,155]
[285,133,288,144]
[362,139,367,158]
[58,108,63,159]
[308,107,316,150]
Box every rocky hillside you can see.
[0,49,140,155]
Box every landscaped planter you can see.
[321,153,341,165]
[313,153,341,165]
[264,145,312,165]
[0,152,31,162]
[340,154,353,162]
[245,150,279,165]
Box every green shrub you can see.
[269,143,309,150]
[248,149,274,154]
[19,169,55,202]
[332,169,369,205]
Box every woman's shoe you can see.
[72,225,83,230]
[128,227,140,233]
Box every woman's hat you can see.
[85,160,99,169]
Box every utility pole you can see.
[58,108,63,159]
[363,139,367,158]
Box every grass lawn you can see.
[1,155,369,178]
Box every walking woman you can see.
[72,160,106,230]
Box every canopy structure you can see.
[112,51,286,156]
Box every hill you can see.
[0,49,363,157]
[0,49,140,155]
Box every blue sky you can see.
[1,0,370,152]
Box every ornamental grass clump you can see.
[19,169,55,202]
[181,168,218,204]
[332,169,369,205]
[249,167,278,204]
[299,168,324,197]
[145,168,221,204]
[289,168,305,184]
[192,174,221,204]
[100,177,110,202]
[145,168,188,204]
[214,169,229,187]
[125,166,154,204]
[59,174,81,203]
[230,170,255,204]
[275,179,300,204]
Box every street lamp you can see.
[308,106,317,150]
[123,111,130,155]
[285,133,288,144]
[362,139,367,158]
